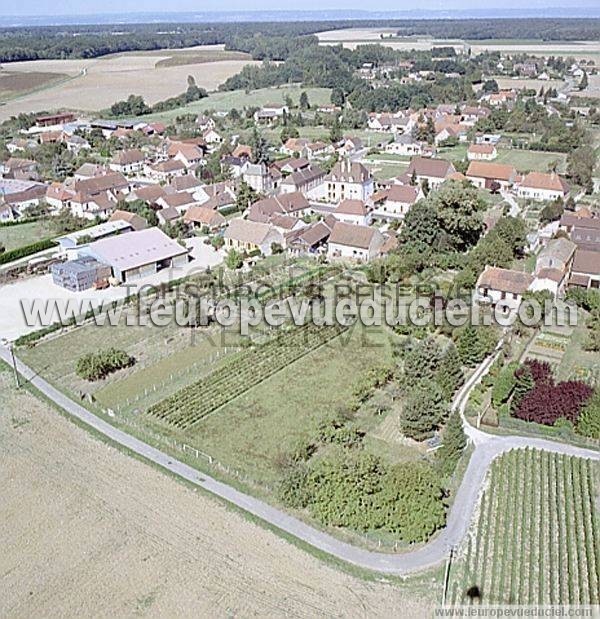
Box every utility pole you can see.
[442,545,455,607]
[2,340,20,389]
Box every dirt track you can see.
[0,374,434,617]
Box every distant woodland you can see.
[0,19,599,63]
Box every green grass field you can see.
[0,220,57,251]
[145,85,333,121]
[449,449,600,606]
[184,324,396,486]
[436,145,567,173]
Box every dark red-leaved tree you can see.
[514,380,593,425]
[522,359,553,384]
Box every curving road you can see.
[1,344,598,576]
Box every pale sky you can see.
[1,0,596,17]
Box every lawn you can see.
[436,145,567,173]
[144,85,333,121]
[184,324,396,486]
[365,161,409,181]
[448,449,600,606]
[494,149,567,173]
[0,220,57,251]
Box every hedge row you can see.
[0,239,55,265]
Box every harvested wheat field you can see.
[0,45,257,121]
[0,372,436,618]
[317,29,600,60]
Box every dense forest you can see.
[0,18,599,63]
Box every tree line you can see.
[1,18,599,63]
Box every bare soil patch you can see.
[0,70,68,100]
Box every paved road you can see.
[501,191,521,218]
[1,345,598,576]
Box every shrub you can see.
[491,361,519,407]
[0,239,54,265]
[75,348,134,381]
[435,411,467,477]
[456,325,498,367]
[575,389,600,440]
[400,378,448,441]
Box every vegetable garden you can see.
[449,449,599,605]
[147,323,347,430]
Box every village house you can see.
[109,149,146,174]
[195,115,215,132]
[156,192,198,215]
[461,106,491,125]
[372,184,423,221]
[466,161,517,191]
[1,157,39,181]
[531,237,577,297]
[287,216,337,257]
[221,155,247,178]
[327,221,384,262]
[6,137,37,154]
[475,266,534,314]
[385,134,425,157]
[194,181,237,209]
[125,184,167,206]
[339,137,364,156]
[280,138,310,157]
[569,248,600,289]
[254,103,289,124]
[183,206,226,231]
[232,144,252,160]
[63,134,91,153]
[74,163,106,181]
[325,159,374,203]
[305,141,333,160]
[279,164,326,196]
[276,157,311,175]
[108,209,147,231]
[202,128,223,147]
[482,90,517,108]
[147,159,187,182]
[558,212,600,235]
[156,207,181,226]
[517,172,569,202]
[223,218,284,255]
[54,172,130,220]
[169,142,206,169]
[169,174,203,195]
[570,223,600,251]
[406,156,456,190]
[241,162,274,193]
[247,192,311,222]
[333,199,372,226]
[434,124,468,146]
[467,143,498,161]
[2,182,48,215]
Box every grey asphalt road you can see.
[1,345,598,576]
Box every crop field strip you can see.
[449,449,599,606]
[146,323,347,430]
